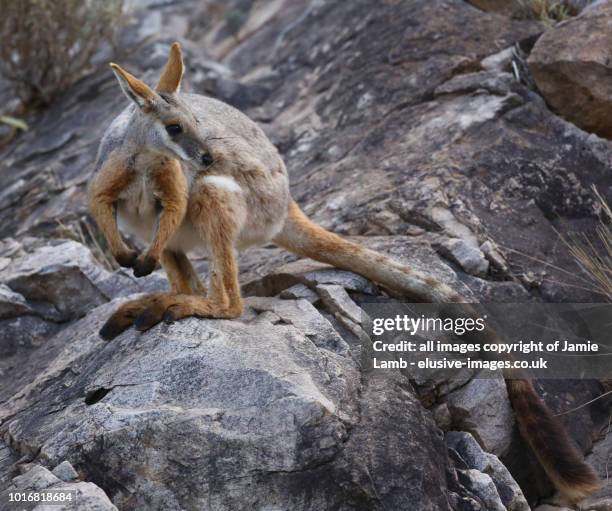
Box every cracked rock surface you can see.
[0,0,611,510]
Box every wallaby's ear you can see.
[110,63,158,109]
[156,42,184,93]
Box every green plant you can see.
[0,0,124,108]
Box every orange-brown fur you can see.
[161,250,206,295]
[145,157,188,263]
[88,153,138,267]
[88,153,187,276]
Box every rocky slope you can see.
[0,0,610,510]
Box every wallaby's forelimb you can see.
[133,157,188,277]
[88,156,137,268]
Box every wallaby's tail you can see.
[274,201,464,303]
[274,200,600,502]
[505,378,600,502]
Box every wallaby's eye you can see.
[201,153,213,167]
[165,124,182,136]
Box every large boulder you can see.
[528,0,612,138]
[0,296,452,510]
[1,463,117,511]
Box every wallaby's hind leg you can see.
[133,181,244,331]
[133,158,188,277]
[88,155,137,268]
[99,292,169,341]
[161,249,207,295]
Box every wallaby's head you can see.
[110,43,213,167]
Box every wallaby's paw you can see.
[115,249,138,269]
[133,254,157,277]
[99,293,167,340]
[133,295,171,331]
[162,303,198,323]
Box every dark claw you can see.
[162,310,176,324]
[133,254,157,277]
[134,308,162,331]
[99,318,127,341]
[115,250,138,269]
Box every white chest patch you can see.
[202,175,242,193]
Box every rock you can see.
[446,375,515,456]
[457,469,506,511]
[481,47,515,72]
[447,431,529,511]
[2,463,117,511]
[528,1,612,138]
[315,284,364,325]
[0,296,455,510]
[52,461,79,482]
[437,238,490,277]
[575,484,612,511]
[0,284,32,319]
[12,465,61,491]
[479,241,508,273]
[533,505,573,511]
[0,241,109,321]
[247,296,350,355]
[244,259,379,298]
[0,239,167,322]
[33,481,118,511]
[279,283,319,303]
[434,71,518,97]
[432,403,452,431]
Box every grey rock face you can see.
[51,461,79,482]
[458,469,506,511]
[447,431,529,511]
[2,463,117,511]
[446,375,515,457]
[0,296,451,510]
[437,238,490,277]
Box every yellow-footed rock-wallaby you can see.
[88,43,600,503]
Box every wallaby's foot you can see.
[99,293,166,340]
[133,294,242,332]
[133,294,182,331]
[114,249,138,269]
[133,254,158,277]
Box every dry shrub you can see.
[518,0,593,23]
[563,187,612,301]
[0,0,123,108]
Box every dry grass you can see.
[0,0,123,108]
[56,217,118,272]
[561,187,612,301]
[519,0,581,23]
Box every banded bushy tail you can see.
[275,200,601,503]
